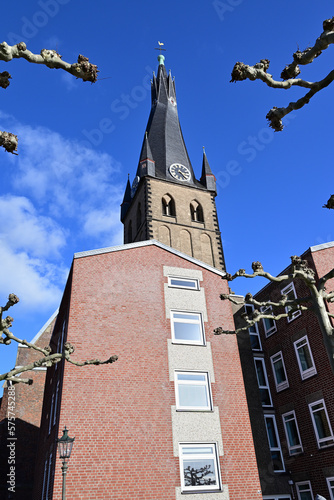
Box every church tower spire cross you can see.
[120,53,225,270]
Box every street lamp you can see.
[57,426,75,500]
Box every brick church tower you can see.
[121,53,225,271]
[32,54,262,500]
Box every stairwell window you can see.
[294,336,317,380]
[270,351,289,392]
[261,305,277,336]
[254,357,272,407]
[281,282,301,322]
[245,304,262,350]
[296,481,314,500]
[264,415,285,472]
[282,410,303,455]
[175,371,212,411]
[179,443,221,492]
[326,477,334,500]
[162,194,176,216]
[309,399,334,448]
[171,311,205,345]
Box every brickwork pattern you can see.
[34,244,261,500]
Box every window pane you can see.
[255,361,266,385]
[182,446,213,454]
[170,278,197,289]
[297,344,312,371]
[183,458,217,486]
[178,384,209,407]
[250,334,261,350]
[177,373,206,381]
[273,358,286,384]
[314,408,331,439]
[174,322,201,342]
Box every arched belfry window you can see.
[127,220,132,243]
[190,200,204,222]
[162,194,176,216]
[137,203,142,232]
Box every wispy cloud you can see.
[0,112,124,309]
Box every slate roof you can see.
[137,57,204,188]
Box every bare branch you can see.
[0,42,99,153]
[231,17,334,131]
[0,42,98,83]
[0,295,118,384]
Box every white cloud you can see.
[0,241,65,311]
[0,195,66,258]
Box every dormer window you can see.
[162,194,176,216]
[190,200,204,222]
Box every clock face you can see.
[169,163,191,181]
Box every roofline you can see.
[253,240,334,298]
[22,309,59,346]
[309,241,334,253]
[74,240,226,277]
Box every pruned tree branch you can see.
[215,256,334,339]
[1,294,118,384]
[231,17,334,131]
[0,41,99,154]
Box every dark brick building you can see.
[236,242,334,500]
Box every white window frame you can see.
[179,443,221,492]
[53,380,60,427]
[168,276,199,290]
[245,304,262,351]
[281,282,301,322]
[264,415,285,472]
[270,351,289,392]
[48,393,54,435]
[170,311,205,346]
[174,371,212,411]
[296,481,314,500]
[261,304,277,336]
[294,335,317,380]
[254,357,272,407]
[309,399,334,448]
[282,410,303,455]
[45,452,53,500]
[326,476,334,500]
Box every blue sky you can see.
[1,0,333,382]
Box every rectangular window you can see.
[309,399,334,448]
[171,311,205,345]
[281,282,301,322]
[53,380,60,427]
[45,452,53,500]
[261,305,277,336]
[254,357,272,407]
[282,411,303,455]
[264,415,285,472]
[179,443,221,492]
[326,477,334,500]
[270,352,289,392]
[296,481,314,500]
[245,304,262,350]
[175,371,212,411]
[168,277,199,290]
[294,336,317,380]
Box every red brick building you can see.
[237,242,334,500]
[32,53,263,500]
[0,313,56,500]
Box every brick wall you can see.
[35,243,261,500]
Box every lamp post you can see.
[57,426,75,500]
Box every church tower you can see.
[121,53,225,270]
